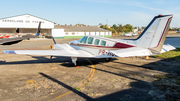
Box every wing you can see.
[3,43,94,58]
[0,36,33,45]
[0,22,41,45]
[3,50,94,57]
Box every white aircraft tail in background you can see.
[3,15,175,66]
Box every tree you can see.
[123,24,133,33]
[75,24,85,26]
[111,24,118,31]
[110,27,116,34]
[99,23,102,25]
[133,27,137,29]
[100,24,116,34]
[117,24,123,34]
[141,26,146,30]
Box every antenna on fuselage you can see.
[50,37,56,59]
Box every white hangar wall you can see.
[0,14,112,38]
[52,29,65,38]
[52,31,112,39]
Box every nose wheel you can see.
[71,57,79,67]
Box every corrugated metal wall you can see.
[0,28,51,35]
[0,28,16,33]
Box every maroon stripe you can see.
[70,42,135,49]
[113,42,135,48]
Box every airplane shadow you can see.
[0,56,71,65]
[38,56,180,101]
[0,60,6,64]
[1,54,180,100]
[0,55,118,67]
[39,72,153,101]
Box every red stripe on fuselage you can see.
[113,42,135,48]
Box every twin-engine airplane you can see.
[3,15,175,66]
[0,22,41,45]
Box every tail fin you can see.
[136,14,173,53]
[34,22,41,36]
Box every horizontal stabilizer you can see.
[160,44,176,53]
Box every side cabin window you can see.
[94,39,100,45]
[87,37,94,44]
[100,40,106,46]
[80,36,88,43]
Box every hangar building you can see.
[0,14,112,39]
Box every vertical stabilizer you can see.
[136,15,173,53]
[34,22,41,36]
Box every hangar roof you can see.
[0,14,56,24]
[54,25,111,32]
[0,14,55,29]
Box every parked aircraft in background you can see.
[123,32,139,37]
[0,35,11,39]
[0,22,41,45]
[132,33,139,36]
[3,15,175,66]
[124,32,133,37]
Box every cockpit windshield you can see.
[79,36,88,43]
[79,36,107,46]
[87,37,94,44]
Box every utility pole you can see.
[106,19,108,25]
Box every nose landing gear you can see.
[71,57,79,67]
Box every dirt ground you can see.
[0,36,180,101]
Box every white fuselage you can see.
[69,35,137,57]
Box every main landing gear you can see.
[50,56,53,59]
[71,57,111,67]
[105,58,112,62]
[71,57,79,67]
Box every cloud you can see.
[79,0,135,5]
[79,0,119,4]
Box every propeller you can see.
[52,37,56,44]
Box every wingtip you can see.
[2,50,16,54]
[2,50,7,54]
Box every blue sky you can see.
[0,0,180,27]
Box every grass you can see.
[112,84,116,88]
[153,74,166,80]
[74,87,80,91]
[175,79,180,85]
[151,48,180,61]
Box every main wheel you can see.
[105,58,112,62]
[75,60,80,67]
